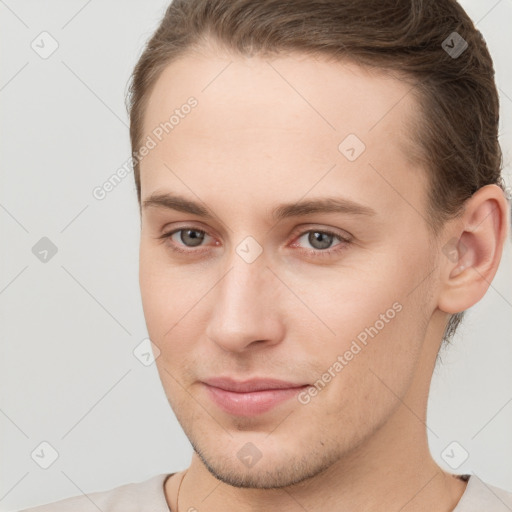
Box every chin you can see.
[190,436,338,489]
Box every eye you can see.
[290,228,351,258]
[158,227,214,254]
[172,228,207,247]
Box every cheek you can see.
[139,251,163,334]
[139,245,214,372]
[139,244,182,343]
[284,267,405,352]
[139,243,188,325]
[303,309,425,440]
[300,256,432,403]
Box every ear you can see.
[437,184,510,315]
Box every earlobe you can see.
[437,184,509,315]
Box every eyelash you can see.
[157,226,351,259]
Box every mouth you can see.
[201,377,310,417]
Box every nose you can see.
[205,255,285,353]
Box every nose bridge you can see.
[205,249,282,352]
[227,253,269,309]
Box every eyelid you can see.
[289,224,353,244]
[156,225,214,253]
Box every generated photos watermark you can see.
[298,301,403,405]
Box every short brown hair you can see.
[126,0,505,344]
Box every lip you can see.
[202,377,309,417]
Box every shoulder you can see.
[455,474,512,511]
[18,473,172,512]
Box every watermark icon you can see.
[133,338,161,366]
[237,442,263,468]
[32,237,58,263]
[441,32,468,59]
[338,133,366,162]
[31,441,59,469]
[92,96,198,201]
[442,237,468,263]
[31,31,59,59]
[236,236,263,263]
[298,301,403,405]
[441,441,469,469]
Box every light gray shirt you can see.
[18,473,512,511]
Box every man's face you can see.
[139,49,441,488]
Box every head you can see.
[128,0,508,489]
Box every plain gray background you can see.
[1,1,511,510]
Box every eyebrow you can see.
[142,192,376,221]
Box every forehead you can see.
[144,50,419,140]
[139,50,427,223]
